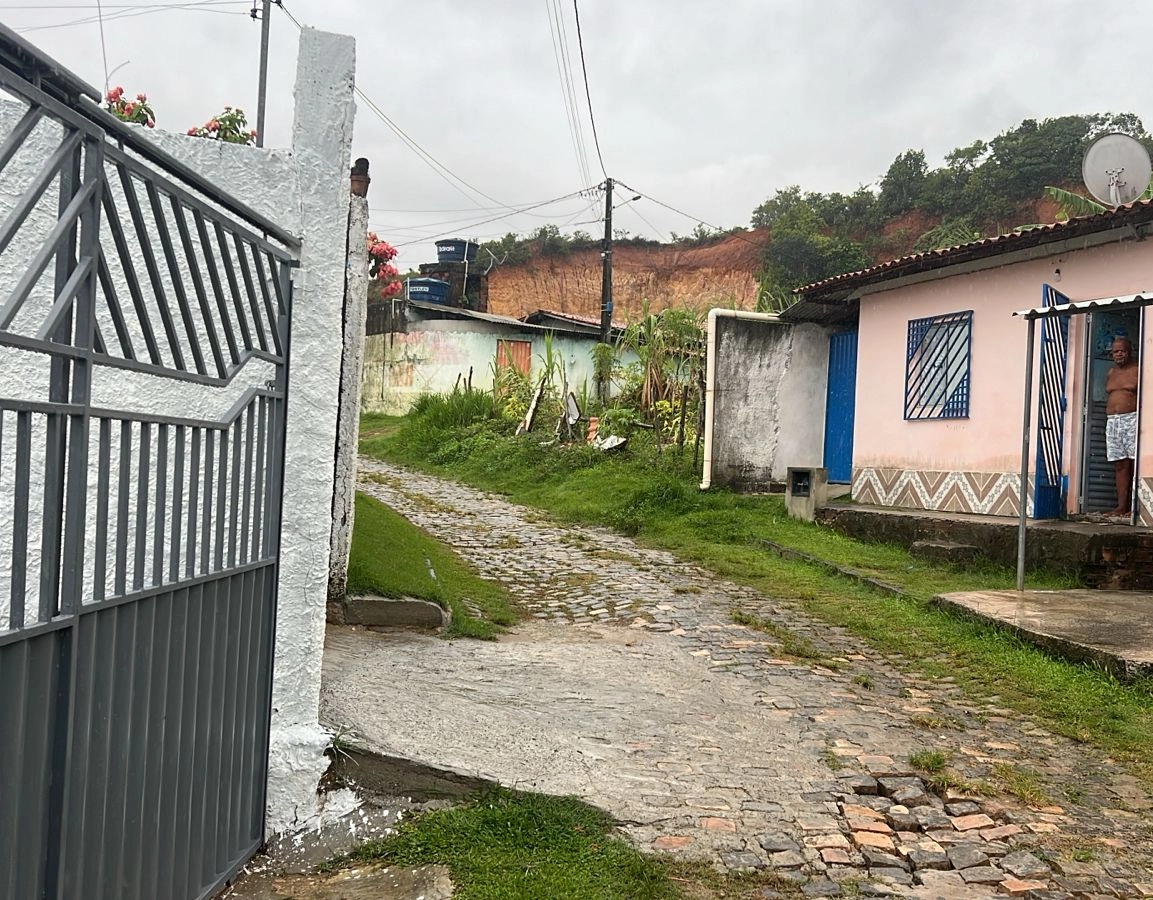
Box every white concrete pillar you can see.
[329,193,370,605]
[265,26,357,834]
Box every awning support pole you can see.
[1016,315,1036,591]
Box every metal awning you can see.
[1012,292,1153,320]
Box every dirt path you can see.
[321,459,1153,898]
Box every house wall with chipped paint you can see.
[707,317,831,490]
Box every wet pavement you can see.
[935,589,1153,680]
[321,459,1153,898]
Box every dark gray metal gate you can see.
[0,25,297,900]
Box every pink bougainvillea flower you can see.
[147,120,155,128]
[187,127,197,135]
[136,93,147,101]
[380,263,399,279]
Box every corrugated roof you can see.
[408,300,595,335]
[793,200,1153,303]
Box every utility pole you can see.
[254,0,271,147]
[599,177,614,345]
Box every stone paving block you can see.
[853,832,896,852]
[1001,851,1051,879]
[770,850,807,869]
[1026,821,1061,834]
[947,801,983,817]
[870,868,914,886]
[820,848,852,865]
[961,866,1007,884]
[948,844,991,869]
[652,835,694,851]
[916,870,968,889]
[842,803,886,820]
[886,806,919,832]
[905,849,950,871]
[862,848,909,871]
[953,813,997,831]
[801,880,842,897]
[845,774,878,795]
[848,817,893,834]
[890,785,931,808]
[758,834,800,853]
[876,776,925,798]
[811,834,851,850]
[1097,875,1136,897]
[999,878,1049,895]
[982,824,1024,841]
[913,807,952,830]
[720,850,765,871]
[700,817,736,832]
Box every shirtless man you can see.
[1104,336,1139,516]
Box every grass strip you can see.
[342,787,680,900]
[348,491,518,639]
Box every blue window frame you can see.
[904,310,972,419]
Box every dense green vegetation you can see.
[362,393,1153,785]
[348,490,518,639]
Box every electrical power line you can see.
[615,180,765,248]
[544,0,592,191]
[16,1,247,31]
[390,187,594,248]
[571,0,607,179]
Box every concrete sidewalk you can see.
[934,590,1153,680]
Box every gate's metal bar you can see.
[214,221,258,353]
[186,428,201,580]
[115,420,131,596]
[0,104,43,174]
[94,418,111,604]
[145,180,207,375]
[0,177,98,331]
[10,412,31,628]
[117,164,185,370]
[101,187,159,364]
[154,424,169,586]
[171,425,185,582]
[173,197,227,377]
[233,232,270,353]
[0,129,81,261]
[193,209,241,365]
[250,246,282,356]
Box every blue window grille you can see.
[904,310,973,419]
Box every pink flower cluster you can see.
[104,85,155,129]
[366,232,402,298]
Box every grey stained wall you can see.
[709,318,831,490]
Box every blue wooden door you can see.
[824,330,858,484]
[1033,284,1071,518]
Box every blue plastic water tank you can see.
[435,238,479,263]
[405,277,452,303]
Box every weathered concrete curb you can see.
[328,595,450,629]
[756,538,907,598]
[932,591,1153,682]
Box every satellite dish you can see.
[1082,133,1152,208]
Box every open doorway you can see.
[1078,309,1142,513]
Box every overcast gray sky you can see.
[9,1,1153,270]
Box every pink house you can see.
[782,202,1153,527]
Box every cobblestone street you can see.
[321,459,1153,898]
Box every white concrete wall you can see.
[0,27,356,835]
[329,196,370,602]
[361,319,608,415]
[707,317,830,489]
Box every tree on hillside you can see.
[878,149,928,217]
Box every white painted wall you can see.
[706,317,830,489]
[0,27,356,835]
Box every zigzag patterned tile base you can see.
[1140,477,1153,527]
[851,468,1033,517]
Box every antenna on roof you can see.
[1082,133,1152,208]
